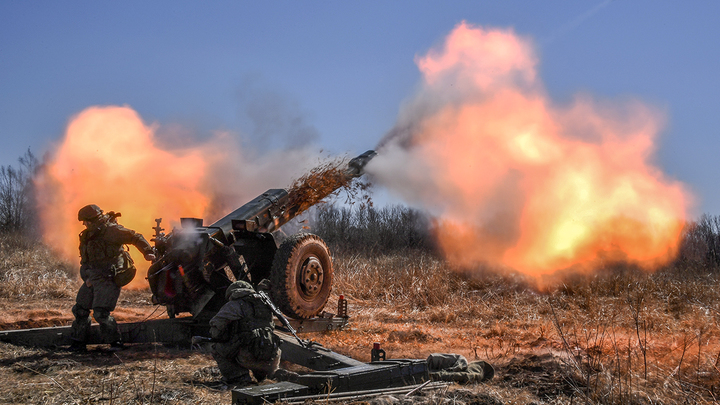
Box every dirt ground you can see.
[0,289,586,405]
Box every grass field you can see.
[2,227,720,404]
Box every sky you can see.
[2,1,720,216]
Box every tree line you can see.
[0,149,38,237]
[311,204,437,256]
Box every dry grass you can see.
[0,233,75,299]
[323,253,720,404]
[0,342,226,405]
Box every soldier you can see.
[209,280,281,388]
[69,204,156,352]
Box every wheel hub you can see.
[299,256,324,299]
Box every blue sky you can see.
[2,1,719,215]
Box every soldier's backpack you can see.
[238,293,279,361]
[113,249,137,287]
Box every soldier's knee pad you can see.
[72,304,91,320]
[93,308,113,323]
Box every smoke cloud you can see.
[236,76,320,152]
[367,22,691,276]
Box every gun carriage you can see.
[147,150,377,321]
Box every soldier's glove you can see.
[144,253,156,262]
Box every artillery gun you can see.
[0,149,482,404]
[147,150,377,321]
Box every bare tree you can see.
[0,149,38,235]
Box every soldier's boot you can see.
[272,369,300,382]
[225,375,254,390]
[109,341,125,351]
[69,340,88,352]
[94,309,122,348]
[252,370,267,383]
[213,353,252,388]
[70,305,91,352]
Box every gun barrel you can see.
[345,150,377,178]
[209,189,289,238]
[209,150,376,239]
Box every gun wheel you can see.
[270,233,333,319]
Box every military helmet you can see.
[78,204,103,221]
[225,280,254,300]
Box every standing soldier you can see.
[69,204,156,352]
[209,280,281,388]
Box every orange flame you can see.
[370,22,691,276]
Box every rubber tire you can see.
[270,233,333,319]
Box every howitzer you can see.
[0,148,480,404]
[147,150,377,320]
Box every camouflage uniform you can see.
[210,281,281,385]
[427,353,494,383]
[71,205,154,348]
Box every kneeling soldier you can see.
[210,281,281,387]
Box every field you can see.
[2,225,720,404]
